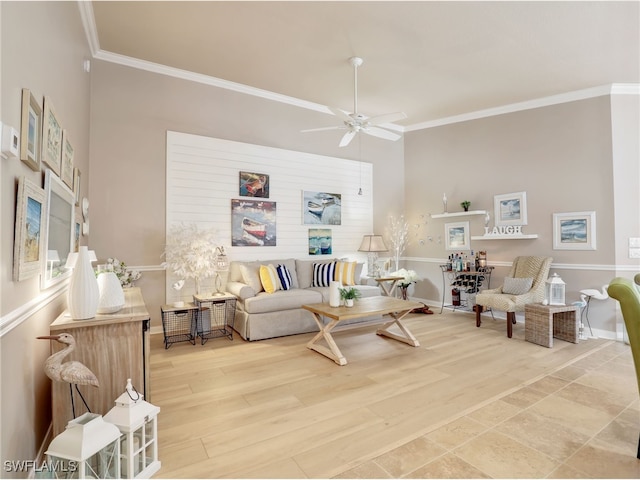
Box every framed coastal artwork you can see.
[308,228,332,255]
[19,89,42,171]
[445,221,470,251]
[41,96,63,175]
[239,171,269,198]
[13,177,46,281]
[231,199,277,246]
[302,191,341,225]
[553,211,596,250]
[60,130,74,189]
[494,191,527,226]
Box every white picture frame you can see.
[445,221,470,251]
[494,191,527,226]
[553,211,596,250]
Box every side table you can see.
[524,303,579,348]
[160,303,198,349]
[439,265,494,313]
[193,293,237,344]
[374,276,404,297]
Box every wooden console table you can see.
[48,287,150,436]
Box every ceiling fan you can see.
[302,56,407,147]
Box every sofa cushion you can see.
[240,263,263,293]
[243,288,322,314]
[335,261,357,286]
[503,276,533,295]
[313,262,336,287]
[296,258,335,289]
[276,264,293,290]
[259,264,282,293]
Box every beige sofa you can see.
[225,258,381,341]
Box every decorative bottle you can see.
[68,246,100,320]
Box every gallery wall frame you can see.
[494,191,528,226]
[308,228,332,255]
[41,96,63,176]
[73,168,81,206]
[60,130,74,189]
[445,221,470,251]
[19,89,42,171]
[303,191,342,225]
[13,176,46,281]
[553,211,597,250]
[239,171,269,198]
[231,199,277,246]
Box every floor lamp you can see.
[358,235,388,278]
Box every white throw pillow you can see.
[240,264,263,293]
[502,276,533,295]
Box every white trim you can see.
[77,0,99,56]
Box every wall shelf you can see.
[471,234,539,240]
[431,210,487,219]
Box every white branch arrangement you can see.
[162,223,220,293]
[385,214,410,272]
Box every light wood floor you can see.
[149,310,640,478]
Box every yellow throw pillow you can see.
[335,261,357,286]
[259,264,282,294]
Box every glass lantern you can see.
[45,412,121,479]
[103,379,160,479]
[545,273,566,306]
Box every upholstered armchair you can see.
[608,274,640,458]
[474,256,553,338]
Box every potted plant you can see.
[460,200,471,212]
[339,287,362,307]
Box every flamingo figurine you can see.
[579,285,609,337]
[37,333,99,417]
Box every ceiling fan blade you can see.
[367,112,407,126]
[328,106,354,123]
[339,130,357,147]
[301,126,344,133]
[364,126,402,142]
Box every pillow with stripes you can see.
[335,261,357,286]
[312,262,336,287]
[276,264,293,290]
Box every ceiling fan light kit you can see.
[302,57,407,147]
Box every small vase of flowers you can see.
[390,268,422,300]
[106,257,142,288]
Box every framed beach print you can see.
[239,171,269,198]
[60,130,74,188]
[553,211,596,250]
[73,168,81,205]
[303,191,341,225]
[41,96,63,176]
[494,191,528,226]
[308,228,332,255]
[231,199,277,246]
[19,89,42,171]
[13,177,46,281]
[445,221,470,251]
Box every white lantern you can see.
[103,379,161,478]
[46,412,121,479]
[546,273,566,306]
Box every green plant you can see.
[339,287,362,300]
[460,200,471,210]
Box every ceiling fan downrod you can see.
[349,56,363,118]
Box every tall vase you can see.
[68,246,100,320]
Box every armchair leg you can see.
[475,305,483,327]
[507,312,515,338]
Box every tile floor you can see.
[336,340,640,478]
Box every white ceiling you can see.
[87,1,639,130]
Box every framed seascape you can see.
[303,191,341,225]
[239,171,269,198]
[553,211,596,250]
[19,89,42,171]
[13,177,46,281]
[308,228,332,255]
[60,130,74,189]
[445,221,470,251]
[494,191,527,226]
[231,199,277,246]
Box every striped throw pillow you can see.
[335,261,357,286]
[276,264,293,290]
[312,262,336,287]
[259,264,282,294]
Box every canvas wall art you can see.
[303,191,341,225]
[553,211,596,250]
[308,228,332,255]
[231,199,276,246]
[494,191,527,226]
[13,177,46,281]
[239,171,269,198]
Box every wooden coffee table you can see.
[302,296,423,365]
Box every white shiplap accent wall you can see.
[166,131,373,295]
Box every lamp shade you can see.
[358,235,388,253]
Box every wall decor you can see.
[553,211,596,250]
[231,199,277,246]
[41,96,63,175]
[239,171,269,198]
[13,176,46,281]
[73,168,81,206]
[41,169,75,289]
[60,130,74,188]
[19,88,42,171]
[494,191,527,226]
[303,190,342,225]
[445,221,470,251]
[308,228,332,255]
